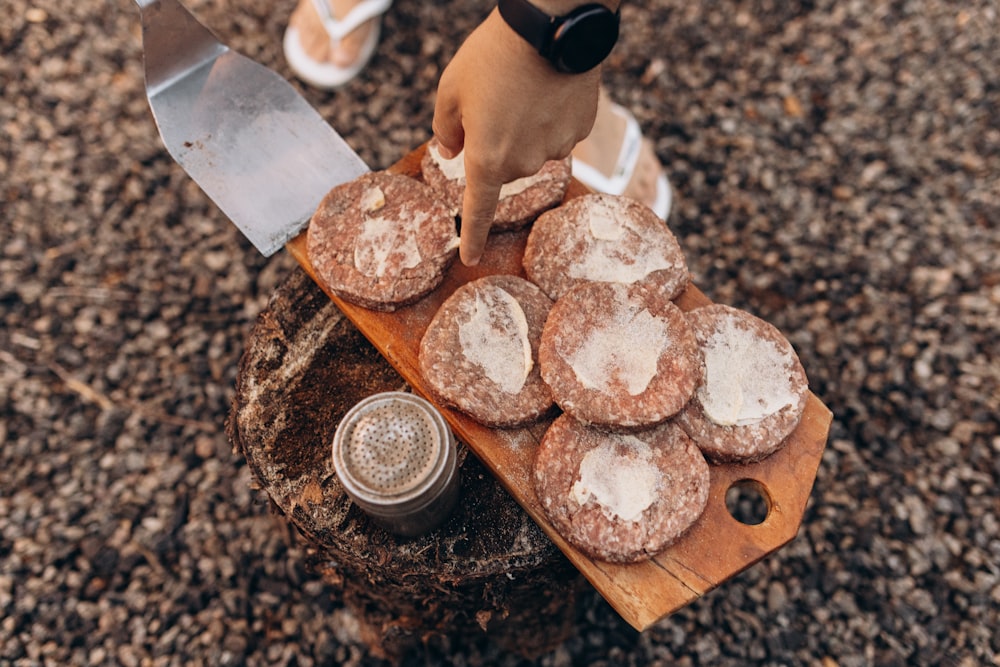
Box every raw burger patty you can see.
[523,193,689,301]
[307,171,458,312]
[539,280,703,431]
[421,138,571,232]
[674,304,809,463]
[534,414,710,564]
[419,275,555,428]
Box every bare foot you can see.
[288,0,377,68]
[572,89,665,211]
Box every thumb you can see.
[458,169,501,266]
[431,89,465,160]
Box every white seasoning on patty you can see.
[563,295,670,396]
[457,285,533,395]
[698,311,800,426]
[571,434,660,522]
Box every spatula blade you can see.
[140,1,368,256]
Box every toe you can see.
[290,0,377,68]
[331,29,369,66]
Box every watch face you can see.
[550,6,620,74]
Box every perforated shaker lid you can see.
[333,392,453,507]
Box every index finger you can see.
[458,167,502,266]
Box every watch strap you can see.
[497,0,556,56]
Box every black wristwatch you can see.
[497,0,620,74]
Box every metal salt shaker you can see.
[332,392,460,537]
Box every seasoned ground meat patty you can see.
[523,193,689,301]
[420,138,572,232]
[674,304,809,463]
[307,171,459,311]
[419,275,555,428]
[539,280,703,432]
[534,414,710,564]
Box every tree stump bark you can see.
[227,267,583,660]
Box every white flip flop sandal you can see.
[283,0,393,89]
[571,103,673,220]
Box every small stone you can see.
[783,95,805,118]
[767,580,789,614]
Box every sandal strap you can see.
[607,103,643,186]
[571,103,643,196]
[309,0,393,42]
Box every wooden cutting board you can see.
[284,146,832,632]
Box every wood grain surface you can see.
[284,146,832,632]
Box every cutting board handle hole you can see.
[725,479,771,526]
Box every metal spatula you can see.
[134,0,369,256]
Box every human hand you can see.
[432,8,601,265]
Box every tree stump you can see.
[227,267,583,660]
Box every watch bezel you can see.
[546,4,621,74]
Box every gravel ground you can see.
[2,0,998,665]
